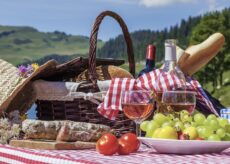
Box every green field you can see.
[204,70,230,107]
[0,25,103,65]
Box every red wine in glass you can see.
[123,103,154,121]
[162,91,196,114]
[121,90,154,136]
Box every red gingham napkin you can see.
[97,69,218,120]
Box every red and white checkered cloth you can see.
[1,144,230,164]
[0,144,95,164]
[97,69,218,120]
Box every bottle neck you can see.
[163,60,176,72]
[146,59,155,69]
[146,44,156,68]
[165,42,176,61]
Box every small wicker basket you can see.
[36,11,136,136]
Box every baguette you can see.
[22,119,111,142]
[177,33,225,75]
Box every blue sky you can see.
[0,0,229,40]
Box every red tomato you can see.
[118,133,140,155]
[96,133,119,155]
[196,137,205,140]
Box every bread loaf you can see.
[76,65,133,81]
[22,119,111,142]
[177,33,225,75]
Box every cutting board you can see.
[9,140,96,150]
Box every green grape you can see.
[208,134,221,141]
[225,124,230,133]
[140,121,150,132]
[208,119,220,131]
[191,121,198,127]
[174,121,185,131]
[161,121,173,128]
[217,118,229,128]
[152,128,162,138]
[180,110,190,116]
[167,114,175,121]
[181,114,192,123]
[157,126,178,139]
[173,118,180,122]
[197,126,205,135]
[145,120,160,137]
[222,133,230,141]
[203,119,209,126]
[183,126,198,140]
[207,114,217,120]
[153,113,168,125]
[184,123,191,128]
[198,126,214,139]
[216,128,226,138]
[194,113,206,125]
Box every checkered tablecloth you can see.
[0,144,230,164]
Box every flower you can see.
[17,63,39,78]
[18,65,27,74]
[18,65,28,77]
[31,63,39,71]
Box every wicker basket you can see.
[36,11,136,136]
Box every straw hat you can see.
[0,59,57,115]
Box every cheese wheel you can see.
[177,33,225,75]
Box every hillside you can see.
[111,8,230,107]
[98,16,201,62]
[0,25,103,65]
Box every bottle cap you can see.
[146,45,156,60]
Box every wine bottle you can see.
[158,39,186,91]
[138,44,156,77]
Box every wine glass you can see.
[121,90,154,136]
[161,91,196,114]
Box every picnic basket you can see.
[35,11,136,136]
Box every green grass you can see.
[204,70,230,107]
[0,25,103,65]
[120,62,144,76]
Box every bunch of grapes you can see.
[140,110,230,141]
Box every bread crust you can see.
[178,33,225,75]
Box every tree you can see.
[190,8,230,90]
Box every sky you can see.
[0,0,229,41]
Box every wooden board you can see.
[9,140,96,150]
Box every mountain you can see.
[98,15,201,62]
[0,25,103,65]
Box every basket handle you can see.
[88,10,135,85]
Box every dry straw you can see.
[0,59,57,115]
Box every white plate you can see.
[138,137,230,154]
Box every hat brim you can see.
[0,60,57,114]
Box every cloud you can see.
[139,0,195,7]
[207,0,217,11]
[97,0,137,5]
[207,0,225,11]
[199,0,225,14]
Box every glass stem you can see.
[135,121,141,137]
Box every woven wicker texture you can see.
[36,11,136,136]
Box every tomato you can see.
[96,133,119,155]
[196,137,205,140]
[118,133,140,155]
